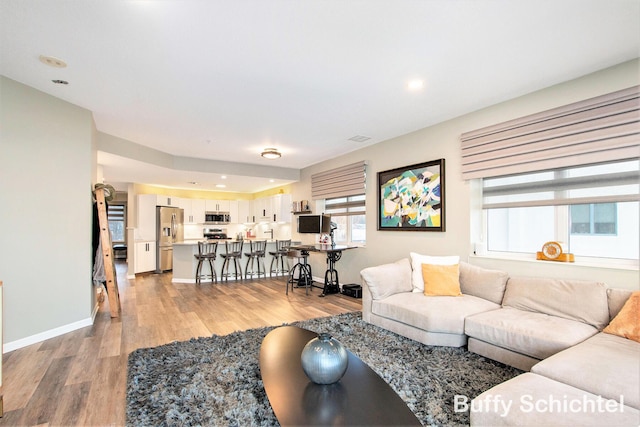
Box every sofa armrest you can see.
[360,258,412,321]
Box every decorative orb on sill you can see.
[301,333,348,384]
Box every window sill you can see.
[470,253,639,272]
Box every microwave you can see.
[205,211,230,224]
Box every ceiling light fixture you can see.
[261,148,281,159]
[407,79,424,91]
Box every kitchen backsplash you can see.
[183,222,292,241]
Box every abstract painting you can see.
[377,159,445,231]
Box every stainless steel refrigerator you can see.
[156,206,184,272]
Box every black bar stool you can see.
[221,240,244,281]
[194,241,217,284]
[244,240,267,279]
[286,249,312,295]
[269,239,291,277]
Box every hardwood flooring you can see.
[1,261,361,426]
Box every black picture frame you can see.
[377,158,445,231]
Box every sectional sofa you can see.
[360,254,639,426]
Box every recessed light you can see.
[39,55,67,68]
[216,184,226,188]
[407,79,424,91]
[269,179,275,183]
[221,175,227,179]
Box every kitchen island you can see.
[172,239,299,283]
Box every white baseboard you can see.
[4,316,94,354]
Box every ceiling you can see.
[1,1,639,193]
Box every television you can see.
[297,214,331,234]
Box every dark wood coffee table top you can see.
[259,325,421,426]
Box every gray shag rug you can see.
[127,312,522,426]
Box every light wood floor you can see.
[1,261,361,426]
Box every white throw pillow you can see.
[410,252,460,292]
[360,258,412,300]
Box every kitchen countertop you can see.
[174,239,294,246]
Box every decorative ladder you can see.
[95,186,121,318]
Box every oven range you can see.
[203,228,231,240]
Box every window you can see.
[324,195,366,245]
[570,203,617,235]
[483,160,639,261]
[108,204,126,243]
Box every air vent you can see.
[348,135,371,143]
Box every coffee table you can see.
[259,325,421,426]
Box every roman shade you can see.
[460,86,640,180]
[311,161,366,200]
[482,160,639,209]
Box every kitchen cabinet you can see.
[272,194,292,223]
[237,200,253,223]
[137,194,157,241]
[134,241,156,273]
[228,200,238,223]
[178,198,205,224]
[156,195,177,206]
[251,194,292,223]
[252,197,272,222]
[205,199,230,212]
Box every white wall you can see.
[0,76,95,347]
[292,59,640,290]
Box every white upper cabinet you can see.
[237,200,253,223]
[205,199,230,212]
[253,197,271,222]
[178,198,206,224]
[273,194,292,223]
[228,200,239,223]
[251,194,292,223]
[137,194,157,241]
[156,195,177,206]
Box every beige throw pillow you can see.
[422,263,462,296]
[410,252,459,292]
[603,291,639,343]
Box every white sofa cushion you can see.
[465,307,599,360]
[409,252,459,292]
[607,287,634,320]
[360,258,412,300]
[471,373,639,427]
[531,333,640,409]
[372,292,499,335]
[459,261,509,305]
[503,277,610,330]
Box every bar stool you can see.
[194,241,218,284]
[221,240,244,281]
[269,239,291,277]
[244,240,267,279]
[286,249,312,295]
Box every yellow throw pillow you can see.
[422,263,462,296]
[603,291,639,343]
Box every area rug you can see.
[127,312,522,426]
